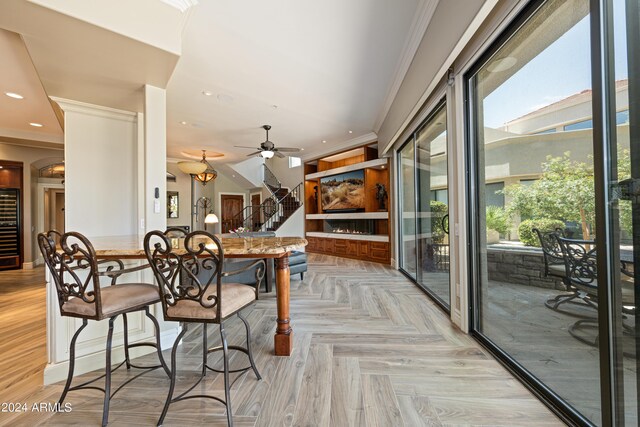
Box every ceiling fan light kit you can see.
[235,125,301,159]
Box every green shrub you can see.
[518,218,565,247]
[485,206,510,235]
[430,201,448,243]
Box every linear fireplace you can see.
[324,219,374,235]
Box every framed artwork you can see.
[167,191,179,218]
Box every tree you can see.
[504,149,633,241]
[504,152,594,240]
[617,148,633,236]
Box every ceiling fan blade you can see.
[274,147,300,152]
[235,145,261,149]
[246,151,262,157]
[274,151,285,158]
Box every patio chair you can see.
[534,228,589,312]
[556,236,636,347]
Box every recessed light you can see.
[232,174,236,178]
[301,148,305,151]
[348,130,353,134]
[202,90,213,96]
[5,92,23,99]
[381,165,385,169]
[322,140,327,144]
[180,121,187,125]
[0,166,3,169]
[29,122,43,127]
[271,105,278,109]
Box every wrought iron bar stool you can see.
[144,230,264,427]
[37,230,170,426]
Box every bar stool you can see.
[37,230,170,426]
[144,230,265,427]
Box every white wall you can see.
[0,142,63,264]
[60,99,137,237]
[143,85,167,232]
[230,156,264,187]
[377,0,489,150]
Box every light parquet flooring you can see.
[3,255,563,426]
[0,267,47,405]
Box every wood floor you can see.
[0,266,47,405]
[2,255,562,426]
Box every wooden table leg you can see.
[274,254,293,356]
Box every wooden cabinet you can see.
[304,144,390,265]
[357,241,369,258]
[370,242,390,263]
[305,237,389,264]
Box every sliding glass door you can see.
[603,0,638,423]
[466,0,639,424]
[398,101,450,309]
[399,141,417,279]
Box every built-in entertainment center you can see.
[304,144,390,264]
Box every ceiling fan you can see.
[235,125,300,159]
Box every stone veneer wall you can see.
[487,247,567,290]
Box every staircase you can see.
[231,164,303,233]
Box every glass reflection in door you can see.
[416,103,450,306]
[399,141,417,278]
[607,0,638,422]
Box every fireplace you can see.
[324,219,374,235]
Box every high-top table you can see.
[90,235,307,356]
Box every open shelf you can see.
[304,144,391,264]
[305,158,388,180]
[306,212,388,220]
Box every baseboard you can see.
[22,261,35,269]
[43,327,180,385]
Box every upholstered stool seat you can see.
[62,283,160,319]
[166,282,256,320]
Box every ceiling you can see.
[0,0,431,164]
[0,29,63,145]
[165,0,423,163]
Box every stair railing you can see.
[259,182,303,232]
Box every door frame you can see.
[36,182,64,266]
[462,0,636,424]
[250,191,262,205]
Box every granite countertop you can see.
[88,234,307,258]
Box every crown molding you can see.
[373,0,439,132]
[380,0,500,155]
[301,131,378,161]
[0,128,64,147]
[159,0,198,13]
[49,97,137,122]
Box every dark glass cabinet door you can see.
[0,189,20,268]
